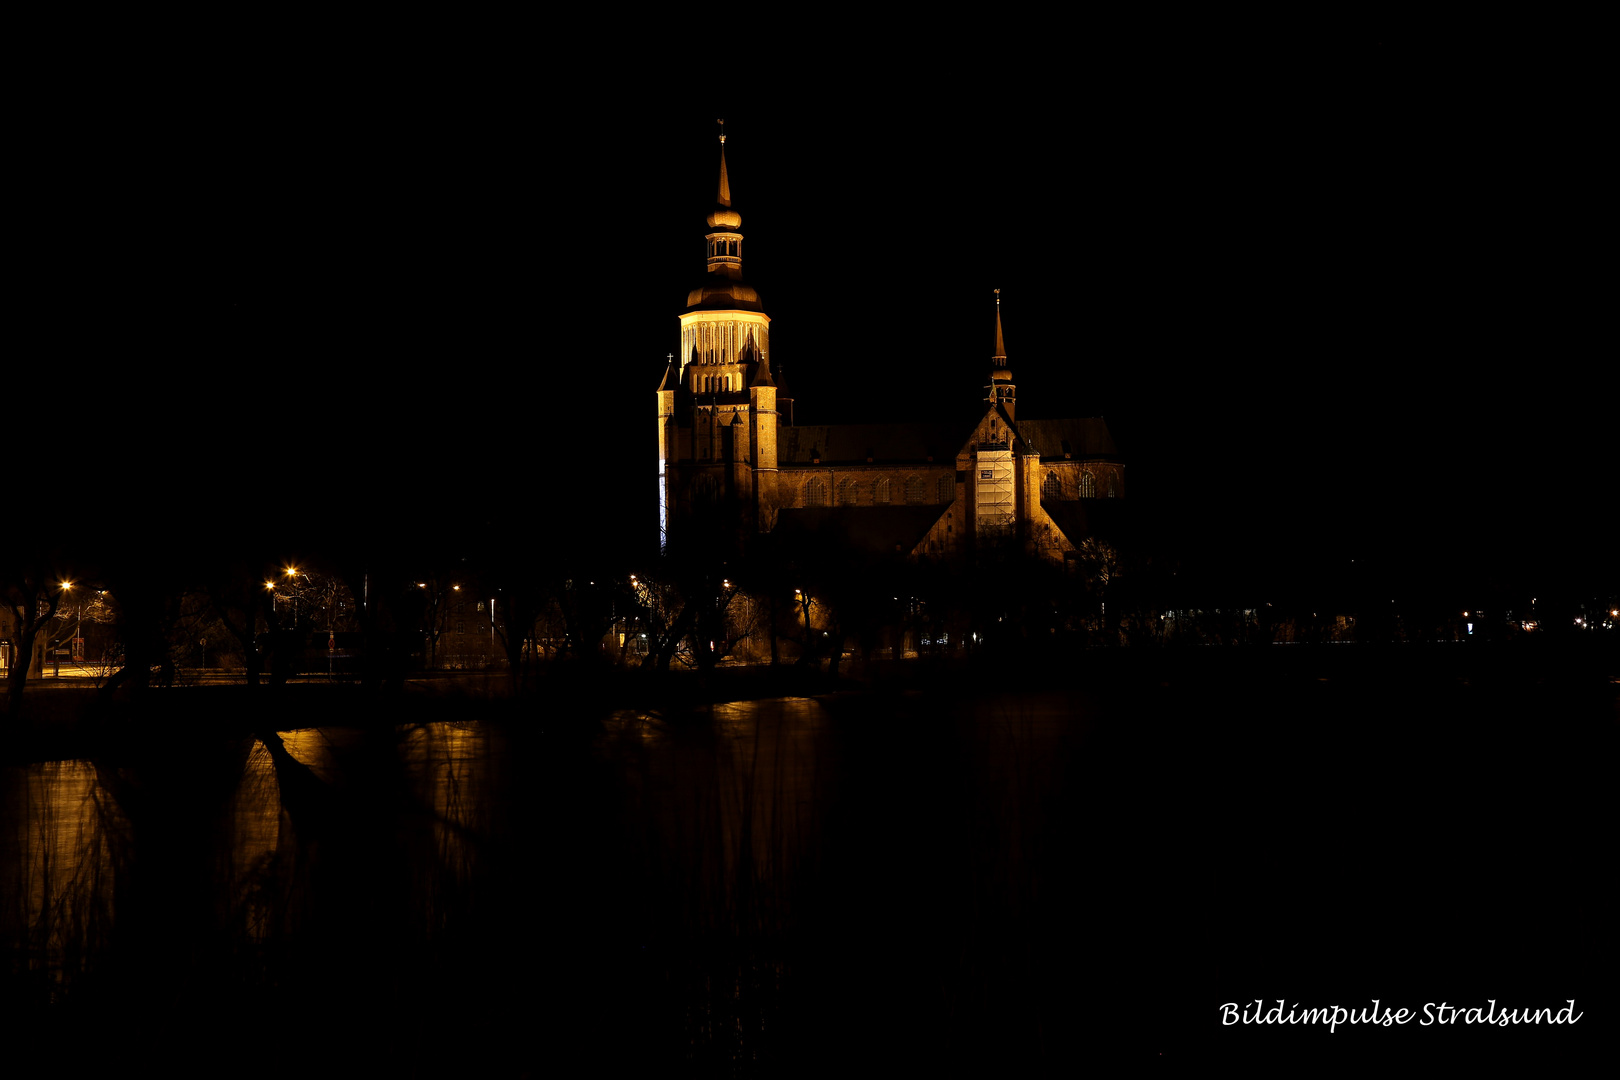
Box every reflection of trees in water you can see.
[593,694,1091,1070]
[0,760,122,1000]
[0,721,489,1014]
[4,694,1107,1069]
[400,723,484,940]
[601,702,828,1067]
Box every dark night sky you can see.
[23,31,1610,603]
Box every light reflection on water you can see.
[604,698,834,932]
[2,722,499,997]
[591,692,1090,1067]
[0,759,123,998]
[2,694,1096,1068]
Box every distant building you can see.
[656,127,1124,562]
[0,607,19,675]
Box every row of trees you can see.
[20,490,1560,718]
[2,508,1144,716]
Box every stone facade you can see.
[658,132,1123,562]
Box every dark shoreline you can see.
[6,637,1613,768]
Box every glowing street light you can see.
[53,582,84,672]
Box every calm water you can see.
[2,665,1609,1069]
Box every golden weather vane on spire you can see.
[717,118,726,145]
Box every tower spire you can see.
[986,289,1015,419]
[992,288,1006,362]
[716,118,731,208]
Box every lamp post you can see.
[56,581,73,677]
[284,567,303,629]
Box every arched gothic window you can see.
[937,475,953,503]
[804,478,827,507]
[1079,472,1096,499]
[1042,471,1062,501]
[836,478,859,506]
[904,476,926,504]
[875,478,891,505]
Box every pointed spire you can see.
[716,118,732,208]
[748,331,776,388]
[992,288,1006,362]
[985,289,1015,419]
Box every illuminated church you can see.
[655,128,1124,562]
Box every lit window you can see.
[804,478,827,507]
[1079,472,1095,498]
[1042,472,1061,500]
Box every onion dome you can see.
[686,277,765,313]
[707,205,742,229]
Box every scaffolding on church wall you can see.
[975,449,1015,535]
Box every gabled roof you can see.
[1010,417,1120,460]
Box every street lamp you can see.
[56,581,74,676]
[280,567,307,628]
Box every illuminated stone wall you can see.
[778,464,957,509]
[679,310,770,394]
[1039,461,1125,500]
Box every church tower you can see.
[679,121,771,398]
[964,290,1019,548]
[659,122,780,548]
